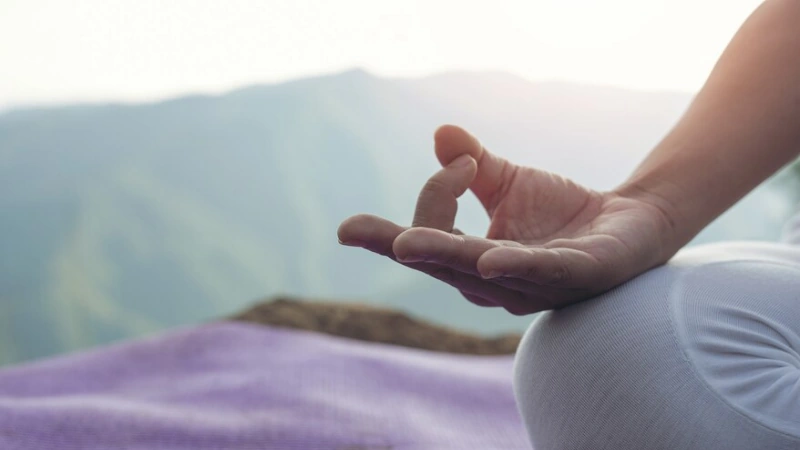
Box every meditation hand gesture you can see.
[338,125,676,315]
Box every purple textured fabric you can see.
[0,322,531,449]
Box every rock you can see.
[231,296,521,355]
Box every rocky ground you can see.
[232,296,521,355]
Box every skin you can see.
[338,0,800,316]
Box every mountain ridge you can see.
[1,67,694,118]
[0,69,794,366]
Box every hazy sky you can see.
[2,0,762,109]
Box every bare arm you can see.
[338,0,800,315]
[618,0,800,255]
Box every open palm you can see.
[338,125,674,315]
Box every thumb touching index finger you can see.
[412,154,477,231]
[434,125,515,215]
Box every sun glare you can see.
[0,0,763,108]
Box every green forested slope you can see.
[0,69,794,365]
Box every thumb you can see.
[434,124,516,215]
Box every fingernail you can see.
[397,254,425,263]
[338,239,364,247]
[483,270,503,279]
[450,154,473,168]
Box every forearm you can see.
[616,0,800,255]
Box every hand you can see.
[337,125,677,315]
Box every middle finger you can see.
[393,227,524,275]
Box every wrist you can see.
[612,179,691,262]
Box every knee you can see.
[512,262,800,450]
[512,269,678,450]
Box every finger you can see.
[338,215,529,304]
[340,216,582,314]
[480,273,552,294]
[499,293,554,316]
[489,276,590,312]
[338,214,404,254]
[434,125,517,215]
[393,227,524,274]
[467,282,557,316]
[477,246,604,288]
[423,266,528,308]
[412,153,477,230]
[462,293,500,308]
[390,228,550,311]
[463,290,552,316]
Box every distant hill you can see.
[0,69,796,365]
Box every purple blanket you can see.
[0,322,531,449]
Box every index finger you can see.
[412,154,477,231]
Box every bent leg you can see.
[513,254,800,450]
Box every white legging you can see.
[513,237,800,449]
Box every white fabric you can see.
[781,204,800,245]
[513,217,800,449]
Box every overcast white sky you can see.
[1,0,763,110]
